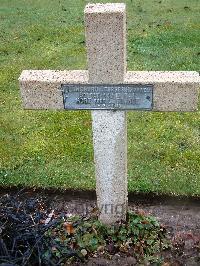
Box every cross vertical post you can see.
[85,4,127,224]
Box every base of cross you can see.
[19,3,200,225]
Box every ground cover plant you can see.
[0,191,172,265]
[0,0,200,195]
[1,190,199,265]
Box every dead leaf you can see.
[64,222,74,234]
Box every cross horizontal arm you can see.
[19,70,200,111]
[19,70,88,110]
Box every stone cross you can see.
[19,3,200,224]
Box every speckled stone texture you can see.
[85,3,126,83]
[85,3,127,224]
[19,70,88,109]
[19,70,200,111]
[125,71,200,111]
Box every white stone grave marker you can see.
[19,3,200,224]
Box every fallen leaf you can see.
[64,222,74,234]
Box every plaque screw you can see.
[146,96,151,101]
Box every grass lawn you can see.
[0,0,200,196]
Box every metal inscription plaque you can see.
[61,84,153,110]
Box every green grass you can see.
[0,0,200,195]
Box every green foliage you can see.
[44,211,171,264]
[0,0,200,195]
